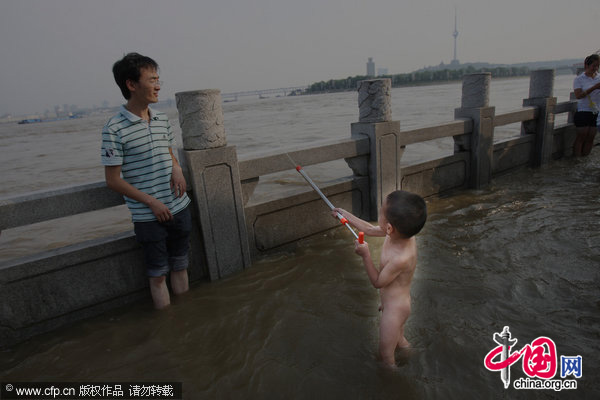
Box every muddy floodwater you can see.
[2,150,599,399]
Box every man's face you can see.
[130,67,161,104]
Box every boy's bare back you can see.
[378,234,416,307]
[379,235,417,292]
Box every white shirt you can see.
[573,73,600,113]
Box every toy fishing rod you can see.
[287,155,364,243]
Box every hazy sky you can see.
[1,0,598,115]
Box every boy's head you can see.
[379,190,427,238]
[112,53,159,100]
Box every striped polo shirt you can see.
[101,106,190,222]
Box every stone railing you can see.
[0,70,578,346]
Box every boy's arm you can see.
[333,208,386,237]
[355,242,380,288]
[355,242,403,289]
[104,165,173,222]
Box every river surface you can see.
[0,75,574,260]
[1,75,599,398]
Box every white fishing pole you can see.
[286,154,364,243]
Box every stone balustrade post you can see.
[348,78,403,220]
[176,89,251,280]
[522,69,557,164]
[454,73,495,189]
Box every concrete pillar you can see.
[176,89,251,280]
[350,78,403,220]
[454,73,495,189]
[522,69,557,164]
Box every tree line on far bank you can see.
[306,65,530,93]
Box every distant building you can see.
[377,68,388,76]
[451,8,459,66]
[367,57,375,77]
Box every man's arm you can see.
[104,165,173,222]
[169,148,187,198]
[333,208,386,237]
[574,82,600,99]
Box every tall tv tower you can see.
[451,7,459,65]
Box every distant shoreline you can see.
[301,75,537,95]
[304,64,576,95]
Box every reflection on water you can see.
[2,152,598,399]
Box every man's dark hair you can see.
[584,54,600,67]
[384,190,427,238]
[112,53,159,99]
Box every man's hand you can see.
[105,166,174,223]
[170,164,187,198]
[148,198,172,222]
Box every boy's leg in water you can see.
[379,309,402,366]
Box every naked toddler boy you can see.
[334,190,427,367]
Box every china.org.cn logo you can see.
[484,326,582,391]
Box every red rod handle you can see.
[358,232,364,244]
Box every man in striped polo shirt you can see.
[102,53,191,309]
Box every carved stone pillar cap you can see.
[357,78,392,123]
[528,69,554,98]
[461,73,490,109]
[176,89,227,150]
